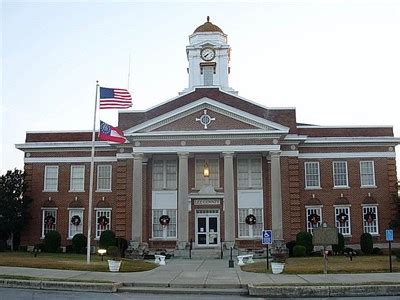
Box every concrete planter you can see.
[108,260,121,272]
[271,262,284,274]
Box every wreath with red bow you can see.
[44,215,55,226]
[336,213,348,224]
[245,214,257,225]
[364,212,376,224]
[71,215,81,226]
[159,215,170,226]
[308,213,320,225]
[97,216,109,227]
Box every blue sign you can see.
[262,230,273,245]
[386,229,394,242]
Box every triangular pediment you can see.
[124,98,289,136]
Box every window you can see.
[237,157,262,189]
[203,66,214,85]
[334,206,351,236]
[305,162,320,188]
[97,165,112,191]
[152,209,177,239]
[44,166,58,192]
[306,207,322,234]
[195,158,219,188]
[238,208,263,238]
[333,161,348,187]
[42,209,57,238]
[95,209,111,239]
[360,161,375,187]
[363,205,379,235]
[68,209,84,239]
[70,165,85,191]
[152,159,177,190]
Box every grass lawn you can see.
[0,251,157,272]
[241,255,400,274]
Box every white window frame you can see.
[360,161,376,187]
[195,158,220,188]
[333,161,349,188]
[41,208,57,238]
[238,208,263,238]
[152,158,177,190]
[334,206,351,236]
[362,205,379,235]
[237,157,262,189]
[44,166,59,192]
[70,165,85,192]
[95,208,112,239]
[306,206,323,234]
[304,162,321,189]
[203,66,214,85]
[96,165,112,191]
[152,209,177,239]
[68,208,84,239]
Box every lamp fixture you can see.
[203,162,210,178]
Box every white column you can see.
[132,153,143,243]
[270,151,283,244]
[177,152,189,250]
[223,152,235,248]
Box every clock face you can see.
[201,47,215,61]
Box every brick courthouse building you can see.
[16,18,400,252]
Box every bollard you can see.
[228,247,234,268]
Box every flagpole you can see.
[127,53,131,90]
[87,81,99,264]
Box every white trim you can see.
[67,208,85,210]
[298,125,393,129]
[26,130,93,133]
[132,145,280,154]
[127,129,287,137]
[40,207,58,210]
[304,137,400,144]
[24,157,117,163]
[15,141,113,150]
[360,161,376,187]
[43,165,59,192]
[280,151,299,157]
[298,152,395,159]
[333,161,349,188]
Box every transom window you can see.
[68,209,84,239]
[97,165,112,191]
[334,206,351,236]
[152,159,177,190]
[238,208,263,238]
[333,161,348,188]
[360,161,376,187]
[363,205,379,235]
[195,158,219,188]
[95,209,111,239]
[237,157,262,189]
[42,208,57,238]
[44,166,58,192]
[152,209,177,239]
[70,165,85,191]
[304,162,320,189]
[306,207,322,234]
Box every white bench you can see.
[154,254,166,265]
[237,254,254,266]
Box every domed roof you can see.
[193,16,224,34]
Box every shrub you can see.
[332,233,345,254]
[286,240,297,257]
[116,237,128,258]
[34,243,45,252]
[107,245,121,260]
[44,230,61,253]
[99,230,116,250]
[360,233,373,254]
[293,245,307,257]
[296,231,313,255]
[372,247,383,255]
[66,245,73,253]
[18,245,28,252]
[72,233,87,254]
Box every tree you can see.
[0,169,32,250]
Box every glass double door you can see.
[196,210,220,247]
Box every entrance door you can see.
[196,209,220,247]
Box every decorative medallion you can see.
[159,215,170,226]
[196,109,215,129]
[308,213,320,225]
[245,214,257,225]
[71,215,81,226]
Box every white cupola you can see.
[185,17,234,92]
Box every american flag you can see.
[99,87,132,109]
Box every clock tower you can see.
[185,17,234,92]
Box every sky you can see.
[2,0,400,174]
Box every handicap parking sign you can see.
[262,230,273,245]
[386,229,394,241]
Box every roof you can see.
[193,16,224,34]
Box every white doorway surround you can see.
[195,209,220,247]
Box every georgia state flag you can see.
[98,120,126,144]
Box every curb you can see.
[0,279,121,293]
[248,284,400,297]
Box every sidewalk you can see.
[1,258,400,296]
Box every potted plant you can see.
[270,247,287,274]
[107,245,122,272]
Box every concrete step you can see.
[118,286,248,295]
